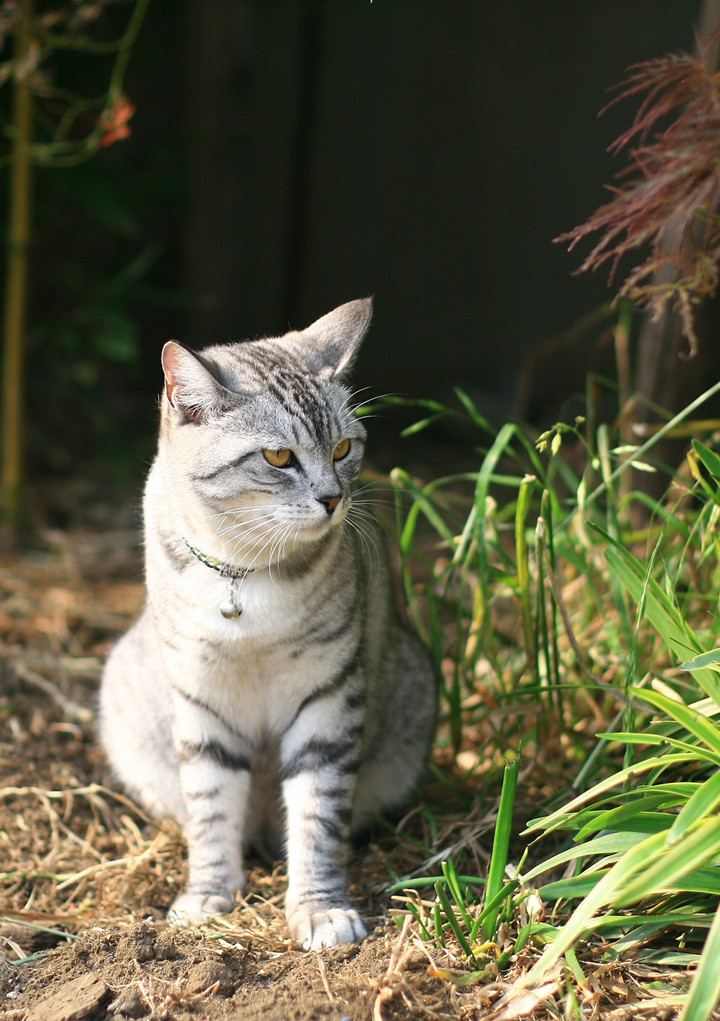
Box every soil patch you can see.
[0,529,692,1021]
[4,922,439,1021]
[0,531,479,1020]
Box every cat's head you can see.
[157,299,372,564]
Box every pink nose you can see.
[326,496,341,513]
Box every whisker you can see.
[214,512,277,539]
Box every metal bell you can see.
[219,578,241,618]
[219,597,241,619]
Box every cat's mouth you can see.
[294,503,348,540]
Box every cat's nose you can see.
[318,494,342,515]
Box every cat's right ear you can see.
[162,341,229,423]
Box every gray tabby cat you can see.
[100,298,437,950]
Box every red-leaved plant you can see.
[558,32,720,356]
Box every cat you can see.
[99,298,437,951]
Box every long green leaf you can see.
[604,544,720,704]
[454,387,493,434]
[468,879,520,944]
[434,879,473,958]
[539,874,607,901]
[441,859,472,929]
[682,648,720,673]
[515,477,536,677]
[668,770,720,846]
[483,755,519,939]
[666,869,720,896]
[614,817,720,906]
[575,795,688,841]
[604,548,696,657]
[522,831,651,883]
[692,440,720,483]
[554,377,720,532]
[474,423,520,519]
[525,831,668,983]
[680,897,720,1021]
[634,689,720,758]
[393,469,455,547]
[604,731,720,765]
[523,754,699,835]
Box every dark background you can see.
[11,0,706,521]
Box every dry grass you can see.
[0,528,698,1020]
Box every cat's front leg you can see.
[167,686,252,925]
[280,687,367,950]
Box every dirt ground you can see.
[0,527,697,1021]
[0,527,508,1021]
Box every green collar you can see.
[183,539,255,580]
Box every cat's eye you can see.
[333,439,350,461]
[263,448,292,468]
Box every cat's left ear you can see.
[284,297,373,379]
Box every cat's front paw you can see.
[167,890,234,926]
[288,905,366,951]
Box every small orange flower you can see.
[99,96,135,148]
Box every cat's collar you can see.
[183,538,255,579]
[182,538,254,619]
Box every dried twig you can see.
[10,659,93,723]
[373,914,412,1021]
[316,954,337,1003]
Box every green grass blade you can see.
[434,879,473,958]
[541,490,561,701]
[523,754,699,835]
[404,900,431,941]
[482,754,520,940]
[522,831,652,883]
[680,897,720,1021]
[554,377,720,532]
[634,688,720,757]
[526,831,668,983]
[469,879,520,944]
[668,770,720,846]
[454,386,494,434]
[393,469,456,546]
[514,921,560,954]
[385,874,486,895]
[614,817,720,906]
[692,440,720,483]
[441,859,472,929]
[474,423,524,523]
[433,899,445,946]
[603,731,720,765]
[515,477,536,678]
[682,648,720,673]
[575,795,686,842]
[538,874,607,901]
[603,542,720,704]
[604,547,696,656]
[666,869,720,896]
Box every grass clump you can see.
[372,329,720,1017]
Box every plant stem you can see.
[2,0,34,527]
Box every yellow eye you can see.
[263,448,292,467]
[333,439,350,461]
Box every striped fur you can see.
[99,299,437,950]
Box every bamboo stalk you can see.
[2,0,34,528]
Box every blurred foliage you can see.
[558,31,720,358]
[0,0,185,498]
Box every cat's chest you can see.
[172,564,353,734]
[184,564,315,642]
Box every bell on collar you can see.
[219,578,242,619]
[219,598,241,619]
